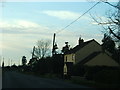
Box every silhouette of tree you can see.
[106,1,120,41]
[90,1,120,46]
[62,42,70,54]
[22,56,27,66]
[32,57,53,74]
[102,34,120,64]
[35,39,51,59]
[11,64,18,68]
[102,34,115,53]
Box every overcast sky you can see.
[0,0,118,66]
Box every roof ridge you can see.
[65,39,95,54]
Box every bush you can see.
[93,69,120,84]
[84,66,104,80]
[72,65,85,76]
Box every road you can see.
[2,71,88,88]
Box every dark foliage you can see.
[22,56,27,66]
[94,68,120,84]
[72,65,85,76]
[84,66,120,83]
[31,55,64,77]
[50,54,64,77]
[102,34,115,53]
[32,57,53,74]
[84,66,106,80]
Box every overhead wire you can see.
[55,1,101,34]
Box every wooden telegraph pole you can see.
[52,33,56,56]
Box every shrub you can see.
[93,69,120,84]
[84,66,104,80]
[72,65,85,76]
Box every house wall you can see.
[64,54,75,75]
[75,40,102,63]
[64,54,75,64]
[84,53,119,67]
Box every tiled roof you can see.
[65,39,95,54]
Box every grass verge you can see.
[65,76,120,88]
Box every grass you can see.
[65,76,120,88]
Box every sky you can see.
[0,0,118,66]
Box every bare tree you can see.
[90,1,120,43]
[35,39,51,59]
[106,1,120,40]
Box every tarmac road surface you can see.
[2,71,89,88]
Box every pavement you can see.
[2,71,89,88]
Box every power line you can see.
[56,1,100,34]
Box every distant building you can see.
[63,38,119,75]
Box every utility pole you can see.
[52,33,56,56]
[52,33,58,56]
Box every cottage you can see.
[63,38,119,75]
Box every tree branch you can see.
[108,26,120,40]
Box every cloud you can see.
[42,10,85,20]
[0,20,53,35]
[0,20,46,30]
[15,20,40,28]
[0,20,55,55]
